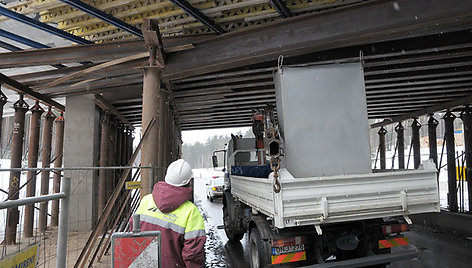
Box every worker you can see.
[131,159,206,267]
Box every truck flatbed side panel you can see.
[231,160,439,229]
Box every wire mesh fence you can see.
[0,165,165,268]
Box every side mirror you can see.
[212,155,219,168]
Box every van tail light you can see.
[382,224,409,235]
[212,187,217,191]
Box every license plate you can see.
[272,244,305,255]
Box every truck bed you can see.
[230,160,439,229]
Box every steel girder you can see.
[269,0,291,18]
[58,0,143,38]
[164,0,472,79]
[0,6,92,45]
[168,0,225,34]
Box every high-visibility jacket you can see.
[133,182,206,268]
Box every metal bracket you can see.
[315,225,322,236]
[400,190,408,211]
[403,215,412,225]
[321,196,328,219]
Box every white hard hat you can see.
[165,159,192,187]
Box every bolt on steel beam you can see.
[428,115,439,168]
[39,107,56,232]
[411,119,422,169]
[5,94,29,245]
[378,127,387,170]
[24,100,44,238]
[444,111,458,212]
[395,123,405,169]
[51,112,65,226]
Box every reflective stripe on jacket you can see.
[135,193,206,268]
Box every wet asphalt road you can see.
[194,176,472,268]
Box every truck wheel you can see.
[249,228,270,268]
[223,204,244,241]
[209,196,214,202]
[223,192,245,241]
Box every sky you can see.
[182,127,251,145]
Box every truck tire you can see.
[249,227,270,268]
[223,191,245,241]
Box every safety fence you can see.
[0,165,166,268]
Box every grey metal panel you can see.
[274,62,371,178]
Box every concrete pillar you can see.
[51,112,65,226]
[64,95,100,231]
[378,127,387,170]
[395,122,405,169]
[107,119,117,201]
[6,94,28,245]
[98,114,110,214]
[428,115,439,168]
[141,67,162,198]
[39,107,55,232]
[444,111,458,212]
[460,107,472,212]
[411,119,421,169]
[24,101,43,237]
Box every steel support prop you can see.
[141,67,162,198]
[51,112,65,226]
[157,89,168,180]
[39,107,55,232]
[108,119,117,201]
[24,101,44,237]
[444,111,458,212]
[411,119,421,169]
[395,123,405,169]
[460,106,472,212]
[98,114,110,213]
[5,94,28,245]
[428,115,439,168]
[0,87,7,140]
[378,127,387,169]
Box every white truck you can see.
[212,62,439,267]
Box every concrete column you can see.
[51,112,65,226]
[460,107,472,212]
[98,114,110,214]
[24,101,43,237]
[428,115,439,168]
[378,127,387,169]
[395,122,405,169]
[39,107,55,232]
[64,95,100,231]
[141,67,162,198]
[6,94,28,245]
[444,111,458,212]
[411,119,421,169]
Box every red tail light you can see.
[382,224,409,235]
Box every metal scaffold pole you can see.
[51,112,64,226]
[412,118,422,169]
[5,94,28,245]
[444,111,458,212]
[378,127,387,170]
[98,113,110,214]
[39,106,55,232]
[56,176,71,268]
[395,122,405,169]
[428,115,439,168]
[24,100,44,237]
[460,106,472,212]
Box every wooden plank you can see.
[37,52,148,91]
